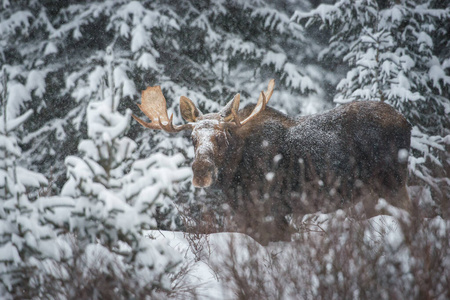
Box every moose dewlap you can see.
[133,80,411,244]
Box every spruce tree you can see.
[59,52,181,297]
[0,69,63,298]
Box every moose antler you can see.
[132,86,192,132]
[231,79,275,127]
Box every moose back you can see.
[133,80,411,244]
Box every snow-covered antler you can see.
[230,79,275,127]
[133,86,193,132]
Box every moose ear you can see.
[220,94,240,121]
[180,96,202,123]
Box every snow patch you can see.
[44,41,58,56]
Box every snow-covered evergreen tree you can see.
[293,0,450,196]
[0,68,65,297]
[59,53,182,296]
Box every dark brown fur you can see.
[208,101,411,244]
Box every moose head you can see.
[132,80,275,188]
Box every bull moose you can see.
[133,80,411,244]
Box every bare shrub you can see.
[166,258,202,300]
[178,207,219,263]
[16,235,175,300]
[176,159,449,299]
[204,189,450,299]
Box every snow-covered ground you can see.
[150,230,248,299]
[147,205,446,299]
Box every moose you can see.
[133,80,411,244]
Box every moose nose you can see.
[192,159,215,188]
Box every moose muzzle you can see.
[192,159,216,188]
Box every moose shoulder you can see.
[133,80,412,244]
